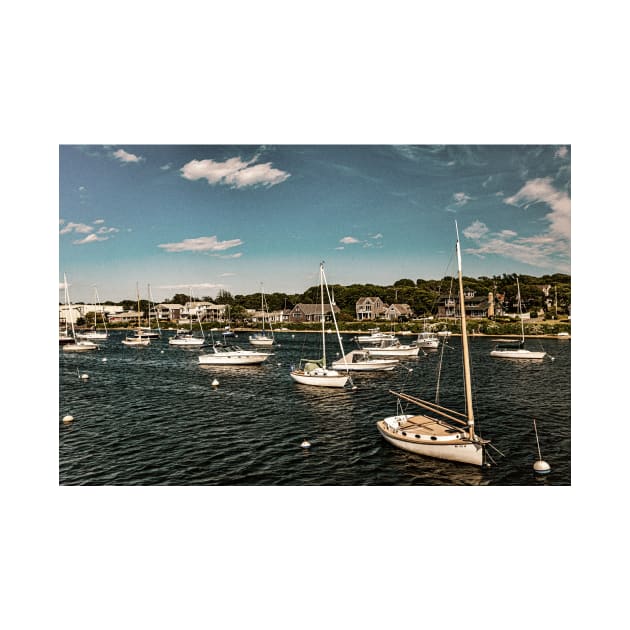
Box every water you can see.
[59,331,570,485]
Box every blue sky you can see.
[59,144,571,303]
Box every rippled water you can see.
[59,331,570,485]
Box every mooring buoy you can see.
[62,415,74,424]
[211,378,219,387]
[301,439,311,449]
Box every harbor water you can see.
[59,331,570,485]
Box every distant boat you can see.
[62,273,99,353]
[332,349,398,372]
[122,284,151,346]
[76,286,108,341]
[249,283,275,347]
[355,327,397,345]
[376,223,491,466]
[359,338,419,357]
[290,263,350,388]
[437,330,452,337]
[490,276,546,360]
[169,289,205,346]
[415,331,439,349]
[132,284,161,339]
[198,343,269,365]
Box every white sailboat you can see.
[332,349,398,372]
[132,284,161,339]
[415,319,439,349]
[290,263,350,388]
[75,286,108,341]
[169,290,205,346]
[359,338,420,357]
[490,276,547,360]
[249,284,275,346]
[122,284,151,346]
[376,223,491,466]
[62,274,99,352]
[355,327,397,345]
[198,343,270,365]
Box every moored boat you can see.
[198,343,269,365]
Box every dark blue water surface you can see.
[59,331,570,485]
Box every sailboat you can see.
[290,263,350,388]
[169,290,205,346]
[122,284,151,346]
[415,318,439,349]
[75,286,108,341]
[376,223,490,466]
[62,273,99,352]
[490,276,546,360]
[249,284,275,346]
[132,284,161,339]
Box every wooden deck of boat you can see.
[396,414,461,437]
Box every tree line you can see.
[90,273,570,321]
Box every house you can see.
[355,297,387,320]
[184,301,227,322]
[108,310,144,324]
[156,303,185,321]
[289,303,340,323]
[59,303,123,324]
[384,303,413,321]
[436,288,490,319]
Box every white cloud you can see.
[158,235,244,253]
[340,236,360,244]
[220,273,236,277]
[60,221,93,235]
[371,233,383,239]
[335,246,345,250]
[462,178,571,271]
[61,219,119,244]
[160,163,172,170]
[453,192,472,206]
[113,148,143,163]
[463,220,489,239]
[504,177,570,241]
[73,233,108,245]
[554,146,569,159]
[180,156,290,189]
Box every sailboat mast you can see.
[455,222,475,439]
[136,282,142,331]
[517,276,525,343]
[65,273,77,339]
[320,262,326,367]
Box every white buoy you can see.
[161,350,164,354]
[301,439,311,449]
[102,357,107,362]
[211,378,219,387]
[80,373,89,380]
[532,418,551,474]
[62,415,74,424]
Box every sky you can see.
[59,144,571,303]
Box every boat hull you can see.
[365,346,419,357]
[63,342,98,352]
[198,353,268,365]
[122,338,150,346]
[376,417,484,466]
[249,336,274,346]
[169,338,205,346]
[490,349,546,359]
[290,370,348,387]
[331,362,396,371]
[76,332,108,340]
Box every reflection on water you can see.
[60,331,570,485]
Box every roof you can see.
[292,303,340,315]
